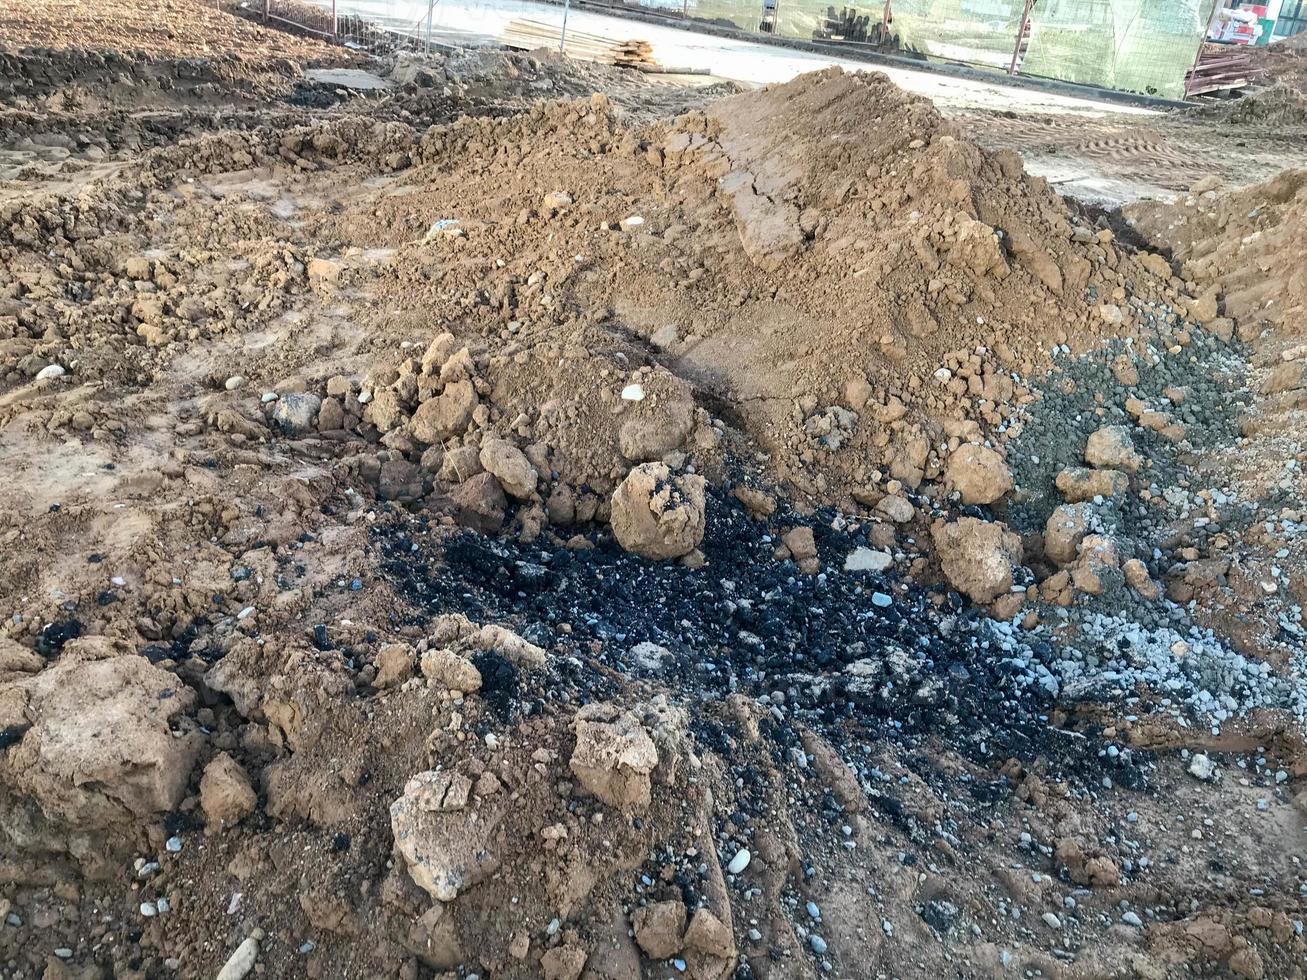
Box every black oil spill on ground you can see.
[374,490,1152,791]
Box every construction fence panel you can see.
[270,0,1215,99]
[887,0,1028,69]
[615,0,763,33]
[1020,0,1215,98]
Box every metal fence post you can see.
[331,0,338,37]
[560,0,572,53]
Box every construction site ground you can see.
[1,2,1306,980]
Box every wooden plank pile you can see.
[1185,42,1265,97]
[500,18,657,70]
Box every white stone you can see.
[844,548,892,572]
[216,936,260,980]
[1188,753,1217,781]
[727,848,751,875]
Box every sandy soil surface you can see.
[1,4,1305,980]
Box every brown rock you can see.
[439,347,477,385]
[931,517,1023,603]
[428,614,548,668]
[547,484,577,525]
[732,485,776,519]
[1085,425,1143,472]
[782,526,817,561]
[569,703,658,813]
[1122,558,1160,601]
[1055,837,1120,886]
[365,388,406,433]
[1111,354,1139,386]
[450,472,507,532]
[944,443,1013,505]
[683,908,735,960]
[610,463,706,560]
[1043,503,1091,566]
[541,945,588,980]
[1069,535,1121,596]
[875,494,915,523]
[317,396,345,432]
[4,655,201,830]
[844,376,873,410]
[375,643,415,688]
[479,438,538,499]
[421,332,458,374]
[1188,286,1220,324]
[439,444,483,482]
[1229,947,1265,980]
[419,648,482,693]
[632,900,687,959]
[412,381,477,443]
[1138,252,1171,280]
[887,428,930,489]
[1055,467,1129,503]
[990,591,1025,621]
[390,769,498,902]
[200,753,256,832]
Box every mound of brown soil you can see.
[1125,169,1307,342]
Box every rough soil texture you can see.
[1,5,1306,980]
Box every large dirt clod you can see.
[610,463,706,560]
[200,752,257,832]
[1,653,201,832]
[932,517,1024,603]
[390,769,502,902]
[944,443,1013,505]
[569,702,659,813]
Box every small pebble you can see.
[727,848,751,875]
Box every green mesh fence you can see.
[1021,0,1214,98]
[888,0,1029,69]
[621,0,763,31]
[616,0,1210,98]
[683,0,763,30]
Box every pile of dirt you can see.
[1191,84,1307,126]
[1122,171,1307,630]
[630,68,1197,505]
[1125,169,1307,343]
[0,0,334,74]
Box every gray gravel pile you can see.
[997,612,1307,727]
[1007,324,1250,536]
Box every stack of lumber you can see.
[1186,42,1264,97]
[500,18,657,69]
